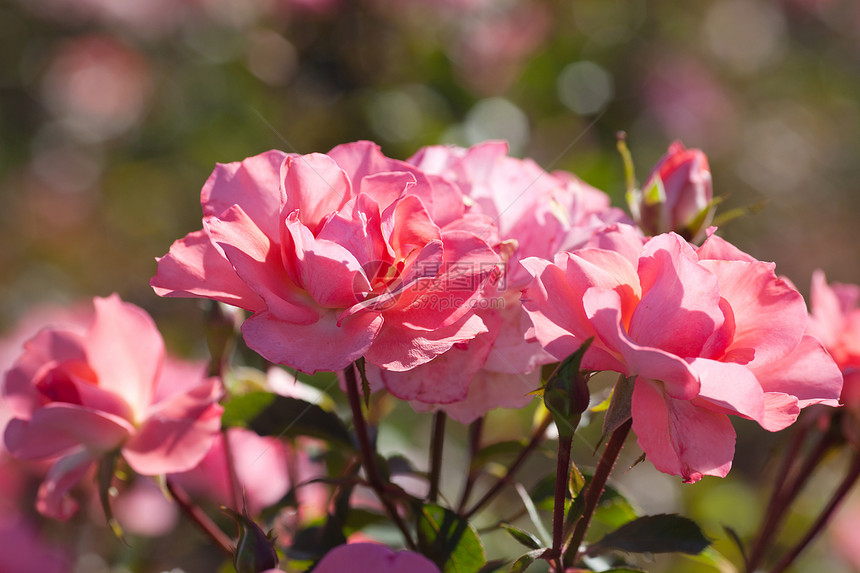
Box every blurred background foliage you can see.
[2,0,860,571]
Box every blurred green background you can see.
[2,0,860,571]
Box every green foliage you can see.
[543,339,593,439]
[585,514,711,558]
[417,504,487,573]
[222,392,355,451]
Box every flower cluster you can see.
[0,139,849,573]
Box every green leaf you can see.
[514,483,552,547]
[221,390,276,427]
[642,175,666,206]
[585,514,711,557]
[471,440,529,471]
[477,560,508,573]
[417,503,486,573]
[500,523,543,551]
[543,339,593,440]
[229,393,355,450]
[509,549,544,573]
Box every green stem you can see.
[549,434,573,572]
[457,417,484,513]
[165,478,233,556]
[344,362,417,550]
[769,450,860,573]
[463,413,552,520]
[428,412,447,503]
[566,418,632,565]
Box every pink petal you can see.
[628,234,723,358]
[3,328,87,419]
[749,334,843,408]
[387,195,442,259]
[314,543,440,573]
[808,269,844,349]
[688,357,765,423]
[288,230,366,309]
[358,171,415,211]
[86,295,163,418]
[701,259,807,369]
[584,287,700,400]
[281,153,352,234]
[207,205,318,324]
[696,231,756,263]
[5,404,132,460]
[632,379,734,483]
[241,309,383,374]
[759,392,801,432]
[201,150,289,241]
[381,324,495,404]
[520,256,587,359]
[365,313,487,371]
[36,450,94,520]
[151,229,266,311]
[122,378,223,475]
[423,368,541,424]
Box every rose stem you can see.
[428,411,447,503]
[344,362,417,549]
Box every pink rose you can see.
[630,141,714,240]
[807,270,860,408]
[522,229,842,482]
[314,543,440,573]
[377,141,629,422]
[151,141,499,375]
[2,295,223,519]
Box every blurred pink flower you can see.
[522,230,842,482]
[41,35,151,141]
[2,295,223,519]
[314,543,441,573]
[807,270,860,408]
[113,477,179,537]
[378,141,628,422]
[151,142,500,378]
[169,427,289,516]
[0,517,69,573]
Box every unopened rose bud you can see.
[222,506,279,573]
[634,141,714,240]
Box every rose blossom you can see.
[2,295,223,519]
[151,141,500,377]
[374,141,629,422]
[807,270,860,408]
[314,543,441,573]
[521,228,842,482]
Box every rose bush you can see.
[151,141,500,376]
[522,227,842,481]
[1,294,223,518]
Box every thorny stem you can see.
[457,417,485,513]
[165,478,233,556]
[566,418,632,565]
[549,434,573,572]
[769,450,860,573]
[463,412,553,520]
[344,362,417,550]
[428,412,447,503]
[746,413,835,572]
